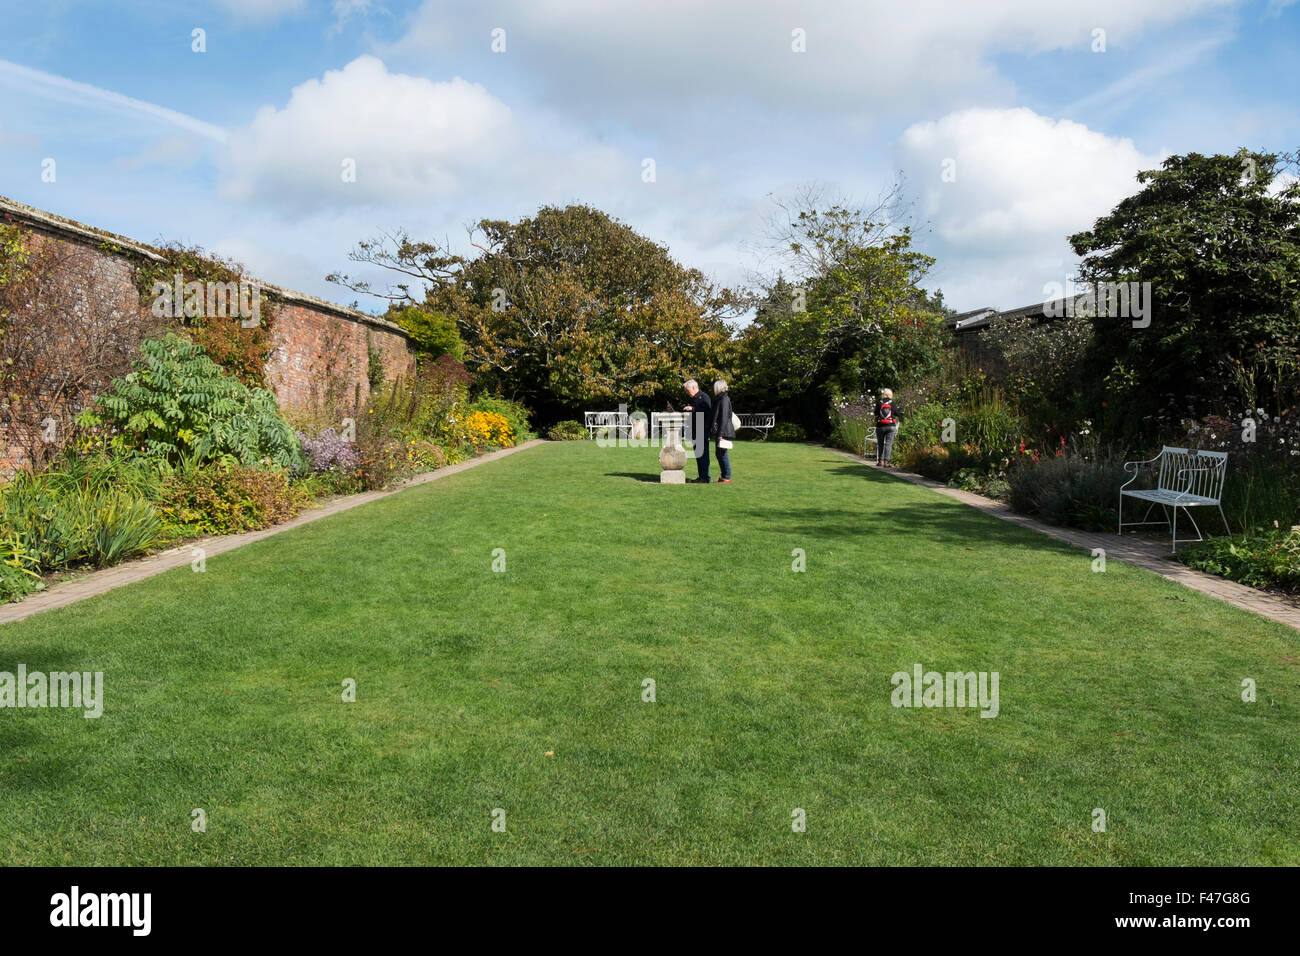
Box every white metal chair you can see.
[1118,446,1230,553]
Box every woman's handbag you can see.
[730,411,741,431]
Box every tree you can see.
[736,192,950,433]
[331,205,740,419]
[1069,149,1300,438]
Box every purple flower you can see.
[296,428,360,473]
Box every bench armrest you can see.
[1120,454,1161,490]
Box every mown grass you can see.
[0,441,1296,865]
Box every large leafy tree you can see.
[1069,149,1300,437]
[331,205,739,419]
[736,193,951,432]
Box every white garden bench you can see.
[584,410,629,439]
[736,413,776,435]
[1118,446,1230,553]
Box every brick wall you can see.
[266,301,415,416]
[0,195,416,472]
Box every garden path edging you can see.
[825,446,1300,633]
[0,439,547,626]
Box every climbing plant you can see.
[130,242,278,388]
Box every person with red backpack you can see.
[875,388,900,467]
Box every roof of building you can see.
[945,295,1089,333]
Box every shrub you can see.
[385,305,467,362]
[78,334,304,473]
[547,420,587,441]
[296,427,360,474]
[895,402,957,456]
[829,398,874,456]
[463,410,514,449]
[1179,528,1300,593]
[771,422,806,442]
[0,529,45,602]
[468,395,532,441]
[0,452,163,573]
[408,440,447,470]
[131,242,276,389]
[88,496,163,566]
[1007,453,1129,532]
[156,463,308,538]
[958,389,1021,453]
[1170,412,1300,530]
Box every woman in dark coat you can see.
[711,379,737,483]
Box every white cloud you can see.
[898,107,1168,306]
[220,56,516,214]
[386,0,1236,119]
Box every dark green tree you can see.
[1070,149,1300,438]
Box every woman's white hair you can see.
[881,388,894,399]
[713,379,728,395]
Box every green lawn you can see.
[1,441,1296,865]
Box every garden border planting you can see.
[0,439,544,625]
[828,447,1300,633]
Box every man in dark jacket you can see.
[682,379,712,483]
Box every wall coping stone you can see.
[0,193,411,339]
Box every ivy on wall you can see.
[125,242,279,389]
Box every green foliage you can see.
[384,304,465,361]
[367,337,385,389]
[957,389,1021,453]
[78,334,305,473]
[896,402,957,456]
[979,314,1093,441]
[334,205,740,418]
[736,199,952,434]
[0,528,45,602]
[351,364,475,490]
[1006,453,1129,532]
[156,463,308,539]
[828,400,874,456]
[0,224,29,301]
[1069,149,1300,439]
[1180,529,1300,593]
[770,422,806,442]
[469,394,533,441]
[1221,454,1300,531]
[0,452,163,581]
[546,420,587,441]
[132,242,276,388]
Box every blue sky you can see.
[1,0,1296,314]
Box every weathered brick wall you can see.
[0,195,416,472]
[267,301,415,416]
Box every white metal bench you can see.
[584,410,629,439]
[1118,446,1230,553]
[736,413,776,435]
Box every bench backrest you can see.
[1156,446,1228,500]
[736,413,776,429]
